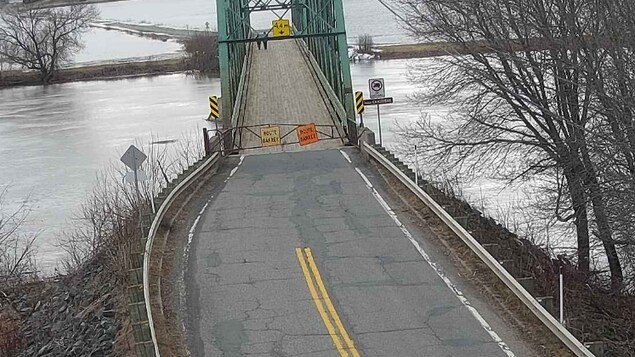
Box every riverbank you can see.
[0,260,129,356]
[91,20,209,41]
[20,0,126,10]
[0,42,446,89]
[379,41,485,59]
[0,57,198,88]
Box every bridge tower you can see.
[216,0,356,142]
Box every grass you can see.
[379,38,553,60]
[379,41,489,60]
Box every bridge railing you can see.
[361,140,595,357]
[291,0,356,135]
[128,129,233,357]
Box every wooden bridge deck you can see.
[238,39,345,152]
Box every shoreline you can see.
[378,41,484,60]
[0,57,206,88]
[0,42,450,89]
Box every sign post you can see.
[414,145,419,186]
[367,78,392,146]
[121,145,148,232]
[559,268,565,325]
[377,105,383,146]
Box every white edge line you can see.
[184,197,213,264]
[180,194,215,346]
[339,149,352,164]
[353,166,515,357]
[225,155,246,182]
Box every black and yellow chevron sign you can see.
[209,96,220,119]
[355,91,364,114]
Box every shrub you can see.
[356,34,374,54]
[0,315,19,356]
[183,31,219,74]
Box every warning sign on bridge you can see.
[260,126,281,147]
[296,123,319,146]
[272,19,290,37]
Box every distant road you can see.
[91,20,211,41]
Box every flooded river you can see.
[72,0,410,64]
[0,59,528,270]
[0,0,417,271]
[0,74,219,269]
[97,0,410,44]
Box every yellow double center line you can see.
[295,247,360,357]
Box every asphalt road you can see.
[185,149,524,356]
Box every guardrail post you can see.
[499,260,518,277]
[537,296,555,316]
[203,128,210,156]
[517,277,536,296]
[127,206,156,357]
[481,243,500,257]
[454,216,470,229]
[584,341,606,356]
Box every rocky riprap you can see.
[1,262,123,357]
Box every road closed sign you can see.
[260,126,281,147]
[296,123,319,146]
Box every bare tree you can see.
[394,0,627,288]
[579,0,635,288]
[183,31,219,75]
[0,5,98,83]
[0,45,7,79]
[357,34,374,55]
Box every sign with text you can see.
[260,126,281,147]
[363,97,394,106]
[296,123,319,146]
[272,19,290,37]
[364,97,393,105]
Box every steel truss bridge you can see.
[216,0,357,147]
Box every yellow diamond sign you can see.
[272,19,290,37]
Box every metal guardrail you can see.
[230,42,253,129]
[142,151,221,357]
[362,142,595,357]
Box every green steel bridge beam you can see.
[216,0,249,131]
[216,0,357,143]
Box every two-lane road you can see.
[185,149,526,356]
